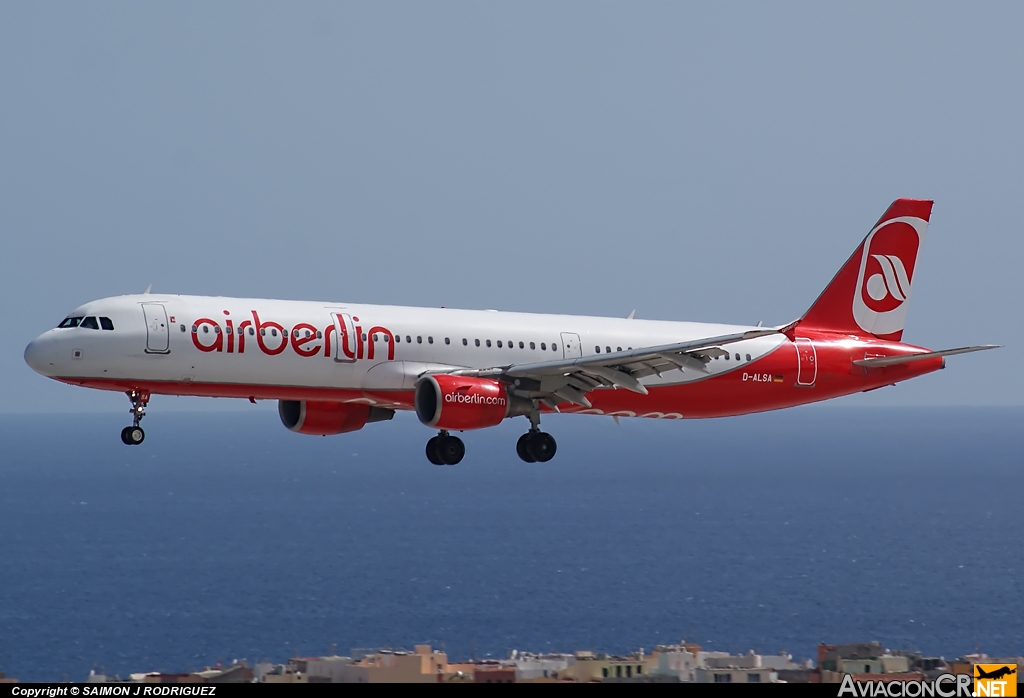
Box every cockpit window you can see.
[79,316,99,330]
[57,316,82,328]
[99,317,114,331]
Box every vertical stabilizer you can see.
[797,198,932,341]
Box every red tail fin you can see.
[797,198,933,341]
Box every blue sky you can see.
[1,3,1019,412]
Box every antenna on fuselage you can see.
[626,309,635,320]
[143,284,152,295]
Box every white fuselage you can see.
[25,294,784,404]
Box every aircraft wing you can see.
[852,345,999,368]
[442,328,779,410]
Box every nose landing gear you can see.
[120,390,149,445]
[426,430,465,465]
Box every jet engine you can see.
[278,400,394,435]
[415,374,531,430]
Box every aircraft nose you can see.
[24,333,57,375]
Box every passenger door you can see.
[795,338,817,386]
[331,312,357,362]
[142,303,170,354]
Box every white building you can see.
[695,666,778,683]
[509,651,575,680]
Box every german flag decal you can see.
[773,375,784,383]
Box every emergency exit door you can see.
[560,332,582,359]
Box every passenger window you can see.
[540,342,546,350]
[486,340,491,347]
[406,335,412,343]
[552,343,557,351]
[260,328,265,336]
[445,337,450,345]
[724,353,729,360]
[605,346,611,354]
[617,347,622,352]
[496,340,502,348]
[416,336,422,344]
[395,335,401,342]
[735,353,740,361]
[305,330,312,338]
[530,342,535,350]
[99,317,114,330]
[463,338,468,346]
[519,341,524,349]
[316,331,322,339]
[180,324,186,333]
[249,328,255,336]
[281,329,287,337]
[371,334,378,341]
[272,329,278,337]
[428,336,433,344]
[746,353,751,361]
[215,326,222,334]
[595,346,601,353]
[237,327,243,335]
[475,339,480,347]
[80,316,99,330]
[508,340,513,348]
[204,326,211,334]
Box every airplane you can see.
[24,198,996,465]
[975,666,1016,681]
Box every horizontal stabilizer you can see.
[852,345,999,368]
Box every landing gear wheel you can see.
[122,390,150,446]
[438,435,465,465]
[426,436,444,465]
[516,433,536,463]
[121,426,145,445]
[527,431,556,462]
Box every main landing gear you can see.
[515,412,557,463]
[421,415,558,466]
[516,430,556,463]
[120,390,148,445]
[426,430,465,465]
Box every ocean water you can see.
[0,406,1021,681]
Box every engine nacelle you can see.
[278,400,394,435]
[415,375,526,430]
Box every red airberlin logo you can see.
[859,221,919,313]
[188,310,395,361]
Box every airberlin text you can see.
[837,673,971,698]
[189,311,393,361]
[444,393,506,406]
